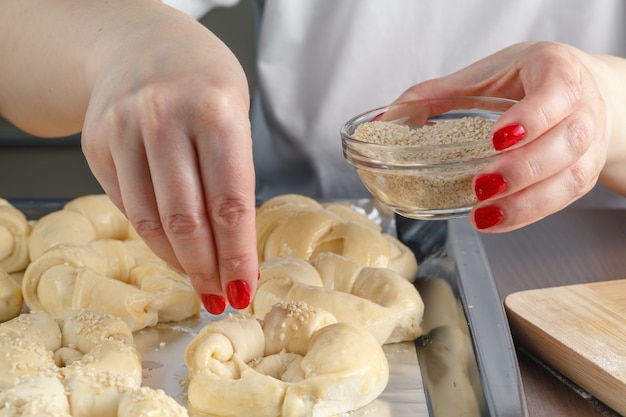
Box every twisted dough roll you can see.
[256,194,418,280]
[0,373,72,417]
[22,239,199,332]
[28,194,133,260]
[0,310,61,389]
[22,194,199,331]
[0,310,188,417]
[247,252,423,345]
[185,301,389,417]
[0,198,30,273]
[0,267,23,323]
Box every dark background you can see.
[0,1,256,199]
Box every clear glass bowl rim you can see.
[341,96,518,169]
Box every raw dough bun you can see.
[28,194,131,260]
[0,309,188,417]
[22,239,199,332]
[0,198,31,273]
[256,194,418,280]
[0,267,23,322]
[0,311,61,388]
[58,311,142,417]
[117,387,190,417]
[185,301,389,417]
[0,373,72,417]
[247,253,424,344]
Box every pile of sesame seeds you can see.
[279,301,316,322]
[350,117,497,211]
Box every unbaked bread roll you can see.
[0,309,188,417]
[117,387,189,417]
[28,194,130,260]
[256,194,418,280]
[0,373,72,417]
[247,253,424,345]
[0,198,30,273]
[185,301,389,417]
[0,267,23,322]
[64,194,130,240]
[23,194,199,331]
[22,240,199,332]
[0,311,61,389]
[59,310,142,417]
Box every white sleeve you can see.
[161,0,240,19]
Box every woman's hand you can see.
[394,41,626,232]
[79,3,258,314]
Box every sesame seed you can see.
[352,117,496,210]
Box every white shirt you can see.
[164,0,626,200]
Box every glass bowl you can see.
[341,96,517,220]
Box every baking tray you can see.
[9,198,527,417]
[398,216,529,417]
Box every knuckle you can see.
[495,190,542,233]
[188,271,221,284]
[138,88,174,143]
[161,212,205,238]
[520,153,543,183]
[518,192,541,222]
[555,73,582,109]
[194,91,250,133]
[528,42,583,107]
[563,115,593,157]
[187,271,223,296]
[209,195,254,230]
[219,252,257,276]
[131,218,166,240]
[567,162,594,198]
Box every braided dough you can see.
[0,309,188,417]
[28,194,133,260]
[256,194,418,280]
[0,198,30,273]
[22,240,199,332]
[22,194,199,332]
[0,267,22,323]
[185,301,389,417]
[247,252,424,345]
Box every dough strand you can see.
[22,240,199,332]
[22,195,200,332]
[0,309,189,417]
[0,267,23,322]
[248,253,424,345]
[0,199,31,274]
[185,301,389,417]
[256,194,418,280]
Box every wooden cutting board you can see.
[504,279,626,416]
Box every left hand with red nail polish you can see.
[393,41,626,233]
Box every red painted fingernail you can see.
[226,280,251,310]
[474,173,508,201]
[493,124,525,151]
[200,294,226,315]
[474,206,504,230]
[258,270,261,281]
